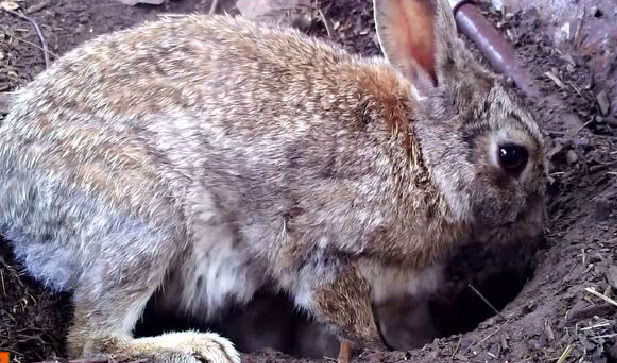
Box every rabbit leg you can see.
[67,261,240,363]
[311,265,385,350]
[86,332,240,363]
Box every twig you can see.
[590,161,617,173]
[556,344,573,363]
[591,333,617,339]
[318,9,332,38]
[209,0,219,14]
[468,284,506,320]
[337,339,352,363]
[574,120,594,135]
[545,71,565,88]
[579,322,611,330]
[477,319,511,345]
[451,336,462,358]
[3,9,50,68]
[5,33,59,59]
[584,287,617,308]
[0,269,5,297]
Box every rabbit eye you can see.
[498,144,528,175]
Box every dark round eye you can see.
[498,145,528,174]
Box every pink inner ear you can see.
[388,0,437,85]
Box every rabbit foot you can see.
[99,332,241,363]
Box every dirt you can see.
[1,0,616,362]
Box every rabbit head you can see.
[374,0,546,236]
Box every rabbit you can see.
[0,0,547,361]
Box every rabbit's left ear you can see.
[373,0,460,98]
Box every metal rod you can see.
[453,2,543,99]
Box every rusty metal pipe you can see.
[450,1,543,99]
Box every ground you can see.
[0,0,616,362]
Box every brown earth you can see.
[1,0,616,362]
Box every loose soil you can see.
[1,0,616,362]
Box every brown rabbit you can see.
[0,0,546,361]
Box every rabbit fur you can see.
[0,0,546,361]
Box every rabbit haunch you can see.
[0,1,545,361]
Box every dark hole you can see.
[136,237,543,357]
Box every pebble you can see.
[593,198,613,222]
[609,341,617,360]
[563,113,585,136]
[566,150,578,165]
[596,90,610,116]
[606,266,617,290]
[574,137,590,148]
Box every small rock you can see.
[528,338,544,350]
[237,0,309,22]
[289,15,312,32]
[606,266,617,290]
[581,336,596,352]
[566,150,578,165]
[592,349,607,363]
[574,137,590,148]
[500,334,509,351]
[597,90,610,116]
[609,341,617,360]
[491,0,504,12]
[560,53,576,66]
[544,321,555,341]
[563,113,585,136]
[593,198,612,222]
[555,22,571,46]
[0,1,20,11]
[547,143,564,161]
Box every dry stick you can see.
[556,344,573,363]
[584,287,617,308]
[477,318,511,345]
[4,9,50,69]
[318,9,331,38]
[466,317,512,354]
[4,33,59,59]
[337,339,352,363]
[468,284,507,321]
[209,0,219,14]
[590,161,617,173]
[0,269,5,297]
[451,336,462,358]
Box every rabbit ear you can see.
[374,0,459,97]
